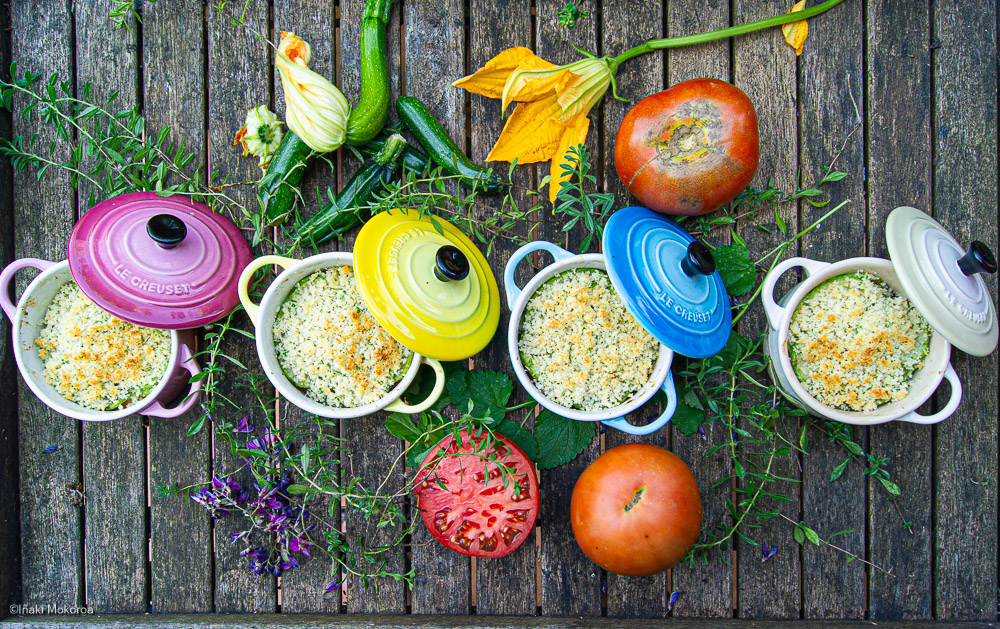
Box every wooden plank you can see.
[9,0,83,609]
[600,0,665,618]
[533,0,601,617]
[796,0,866,619]
[864,0,933,620]
[5,614,1000,629]
[402,0,472,614]
[730,0,800,621]
[467,0,536,616]
[932,0,998,621]
[269,0,343,614]
[72,0,147,614]
[0,0,20,617]
[338,0,407,614]
[142,0,213,612]
[664,0,732,620]
[207,0,278,613]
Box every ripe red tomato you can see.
[570,443,702,576]
[412,429,539,558]
[615,78,759,216]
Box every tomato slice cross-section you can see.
[412,429,539,558]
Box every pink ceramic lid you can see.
[68,192,253,330]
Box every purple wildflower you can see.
[233,417,254,434]
[192,476,246,518]
[697,426,706,440]
[325,581,342,593]
[762,542,777,562]
[42,445,62,454]
[668,591,681,612]
[247,428,281,451]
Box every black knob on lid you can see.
[146,214,187,249]
[434,245,470,282]
[680,241,716,277]
[957,241,997,277]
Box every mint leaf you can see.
[533,409,595,469]
[494,419,538,461]
[407,444,432,469]
[672,378,704,436]
[713,243,755,296]
[385,413,421,442]
[447,368,513,424]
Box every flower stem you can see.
[613,0,848,67]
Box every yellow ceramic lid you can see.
[353,210,500,361]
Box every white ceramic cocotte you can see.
[761,206,997,426]
[503,207,735,436]
[504,243,678,436]
[238,253,446,419]
[0,259,202,421]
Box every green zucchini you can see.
[258,130,313,228]
[395,96,504,193]
[345,0,393,145]
[359,130,430,175]
[294,133,407,247]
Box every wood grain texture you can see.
[533,0,602,617]
[208,0,279,613]
[72,0,147,613]
[6,614,1000,629]
[337,0,407,615]
[730,0,800,621]
[600,0,666,618]
[0,0,20,617]
[403,0,472,614]
[865,0,933,619]
[10,0,83,609]
[142,0,212,612]
[664,0,732,620]
[270,0,343,614]
[932,0,998,621]
[468,0,536,616]
[796,0,866,619]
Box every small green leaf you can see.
[842,439,864,457]
[803,526,820,545]
[830,458,849,482]
[285,484,312,495]
[187,414,206,436]
[821,170,848,182]
[878,477,901,497]
[794,525,805,545]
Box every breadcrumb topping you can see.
[789,271,931,412]
[518,269,658,411]
[35,282,169,411]
[273,265,410,408]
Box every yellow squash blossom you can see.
[235,105,284,170]
[453,47,614,203]
[782,1,808,56]
[276,31,350,153]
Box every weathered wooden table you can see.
[1,0,997,626]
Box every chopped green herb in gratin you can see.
[518,269,659,411]
[272,265,411,408]
[35,282,170,411]
[788,271,932,413]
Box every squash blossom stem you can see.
[612,0,847,67]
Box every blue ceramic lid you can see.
[603,206,732,358]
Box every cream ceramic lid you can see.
[886,206,997,356]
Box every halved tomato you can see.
[412,429,539,558]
